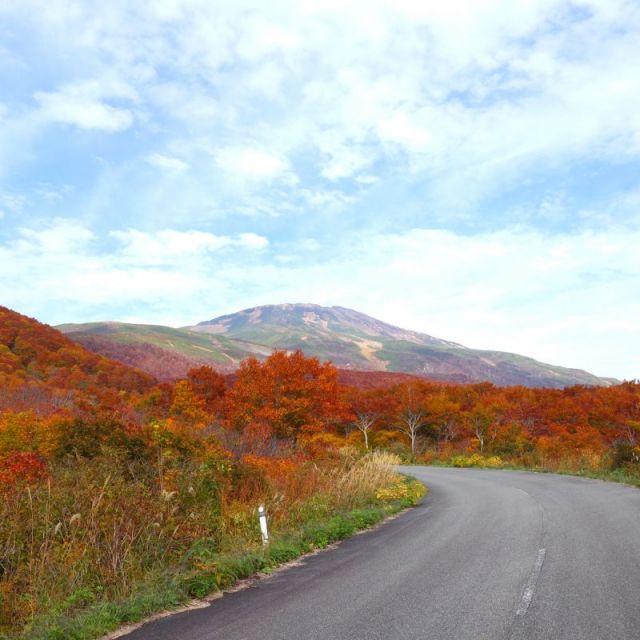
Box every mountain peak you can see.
[191,303,462,349]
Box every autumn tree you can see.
[170,380,208,425]
[421,392,462,447]
[226,350,343,441]
[468,405,494,452]
[186,366,227,415]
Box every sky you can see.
[0,0,639,380]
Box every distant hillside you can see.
[57,321,256,381]
[59,303,615,388]
[1,307,154,391]
[0,306,156,415]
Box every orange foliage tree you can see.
[226,350,345,441]
[186,366,227,415]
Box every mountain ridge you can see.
[58,303,616,388]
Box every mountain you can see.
[188,303,463,372]
[193,304,463,348]
[58,303,615,388]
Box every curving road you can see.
[121,467,640,640]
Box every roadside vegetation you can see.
[1,448,422,640]
[425,452,640,487]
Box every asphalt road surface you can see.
[121,467,640,640]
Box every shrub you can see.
[376,478,426,505]
[611,441,639,470]
[450,454,504,469]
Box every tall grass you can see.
[332,451,401,507]
[0,452,224,636]
[0,449,422,639]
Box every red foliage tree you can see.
[226,350,344,440]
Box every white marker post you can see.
[258,504,269,545]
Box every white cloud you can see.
[215,147,292,181]
[236,21,302,61]
[0,191,26,214]
[236,232,269,250]
[376,112,430,152]
[34,78,137,132]
[300,189,356,209]
[145,153,189,174]
[110,229,232,265]
[35,94,132,131]
[16,218,95,254]
[318,143,373,181]
[109,228,269,265]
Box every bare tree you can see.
[397,408,426,459]
[393,381,431,459]
[353,412,377,450]
[439,415,460,444]
[346,388,387,450]
[469,407,495,453]
[624,420,640,446]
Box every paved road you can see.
[122,467,640,640]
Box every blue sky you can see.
[0,0,639,379]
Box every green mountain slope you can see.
[57,321,270,380]
[58,304,615,388]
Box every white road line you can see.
[516,547,546,617]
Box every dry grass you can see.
[331,451,401,508]
[0,453,221,635]
[0,449,407,639]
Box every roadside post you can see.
[258,504,269,545]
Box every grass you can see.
[498,463,640,488]
[1,452,425,640]
[19,478,425,640]
[419,455,640,488]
